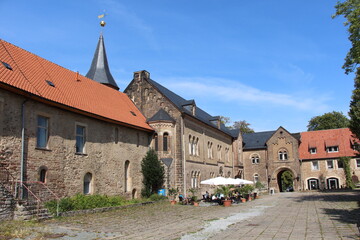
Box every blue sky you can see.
[0,0,353,132]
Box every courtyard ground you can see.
[1,190,359,240]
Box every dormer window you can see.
[309,148,317,154]
[182,100,196,116]
[326,146,339,153]
[209,116,221,129]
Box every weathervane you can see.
[98,11,107,27]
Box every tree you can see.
[333,1,360,140]
[233,120,255,133]
[281,170,293,191]
[220,116,255,133]
[307,111,349,131]
[141,149,165,197]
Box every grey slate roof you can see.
[242,131,276,150]
[147,108,175,123]
[86,34,119,90]
[147,79,233,136]
[229,128,241,138]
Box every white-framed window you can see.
[278,150,288,160]
[326,146,339,153]
[251,154,260,164]
[36,115,49,148]
[76,124,86,153]
[312,161,319,170]
[309,148,317,154]
[327,160,334,170]
[357,159,360,168]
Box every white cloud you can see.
[269,63,314,84]
[158,77,330,113]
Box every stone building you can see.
[0,36,153,213]
[299,128,360,190]
[242,127,301,192]
[124,70,243,196]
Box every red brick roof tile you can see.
[299,128,358,160]
[0,40,152,131]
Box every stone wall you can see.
[0,88,151,200]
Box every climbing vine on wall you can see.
[339,157,354,189]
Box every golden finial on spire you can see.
[98,11,107,27]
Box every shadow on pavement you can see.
[294,190,360,233]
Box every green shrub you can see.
[149,193,167,201]
[45,194,132,215]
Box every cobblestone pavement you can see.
[30,190,360,240]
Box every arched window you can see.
[278,150,288,160]
[192,136,196,155]
[195,137,199,156]
[84,173,93,195]
[125,160,130,192]
[251,154,260,164]
[39,167,47,183]
[154,133,158,151]
[163,132,169,151]
[254,174,259,183]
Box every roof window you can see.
[130,111,137,116]
[1,61,12,70]
[45,80,55,87]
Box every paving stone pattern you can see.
[38,191,359,240]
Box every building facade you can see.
[0,38,153,206]
[125,70,243,196]
[299,128,360,190]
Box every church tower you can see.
[86,19,119,90]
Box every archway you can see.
[277,169,294,192]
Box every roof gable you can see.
[0,40,152,131]
[147,108,175,123]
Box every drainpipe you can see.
[181,115,186,198]
[20,99,27,199]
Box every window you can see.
[37,116,49,148]
[189,135,192,155]
[278,150,288,160]
[312,161,319,170]
[195,138,199,156]
[327,160,334,169]
[154,133,158,151]
[208,142,213,159]
[253,174,259,183]
[217,145,222,160]
[125,160,130,192]
[357,159,360,168]
[225,148,229,162]
[251,155,260,164]
[309,148,317,154]
[327,146,339,153]
[337,159,344,169]
[76,125,86,153]
[39,168,47,183]
[83,172,92,195]
[163,132,169,151]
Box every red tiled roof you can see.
[299,128,358,160]
[0,40,152,131]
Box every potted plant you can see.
[215,185,233,207]
[239,184,254,201]
[168,187,179,205]
[254,181,265,199]
[188,188,199,206]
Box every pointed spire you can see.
[86,34,119,90]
